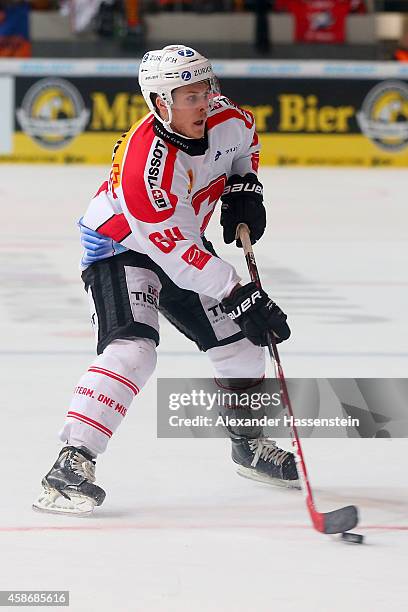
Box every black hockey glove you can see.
[222,282,290,347]
[220,173,266,247]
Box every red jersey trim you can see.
[207,108,254,131]
[122,122,179,224]
[96,214,131,243]
[94,181,109,198]
[161,142,178,198]
[251,152,260,173]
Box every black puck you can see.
[341,532,364,544]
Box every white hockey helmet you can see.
[139,45,220,130]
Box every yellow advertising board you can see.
[2,59,408,166]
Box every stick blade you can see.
[322,505,359,534]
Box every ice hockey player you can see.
[33,45,298,516]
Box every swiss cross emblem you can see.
[152,189,163,200]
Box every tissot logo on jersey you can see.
[82,95,259,303]
[144,139,173,212]
[148,284,159,298]
[130,289,159,308]
[147,140,166,188]
[207,304,225,317]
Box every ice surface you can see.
[0,166,407,611]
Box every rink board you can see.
[1,59,408,166]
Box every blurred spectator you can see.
[244,0,274,9]
[31,0,54,8]
[158,0,192,10]
[0,0,31,56]
[383,1,408,10]
[393,30,408,61]
[60,1,143,37]
[59,0,107,33]
[254,0,270,52]
[274,0,366,11]
[350,0,366,12]
[95,1,116,37]
[149,0,265,11]
[274,0,366,43]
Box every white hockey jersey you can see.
[82,96,260,303]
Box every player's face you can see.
[170,81,211,138]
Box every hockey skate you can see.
[33,446,106,516]
[231,434,300,489]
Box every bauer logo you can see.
[16,78,90,150]
[181,71,192,82]
[357,80,408,152]
[178,49,194,57]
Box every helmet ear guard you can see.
[139,45,220,134]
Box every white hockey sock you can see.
[207,337,265,380]
[59,338,157,455]
[207,338,266,438]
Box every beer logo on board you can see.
[357,80,408,152]
[16,78,90,150]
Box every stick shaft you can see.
[236,223,323,530]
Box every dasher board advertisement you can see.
[1,60,408,166]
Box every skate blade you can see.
[32,488,96,516]
[236,466,301,490]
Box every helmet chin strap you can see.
[157,102,198,140]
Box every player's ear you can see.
[156,96,165,111]
[155,96,169,121]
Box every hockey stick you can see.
[236,223,358,535]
